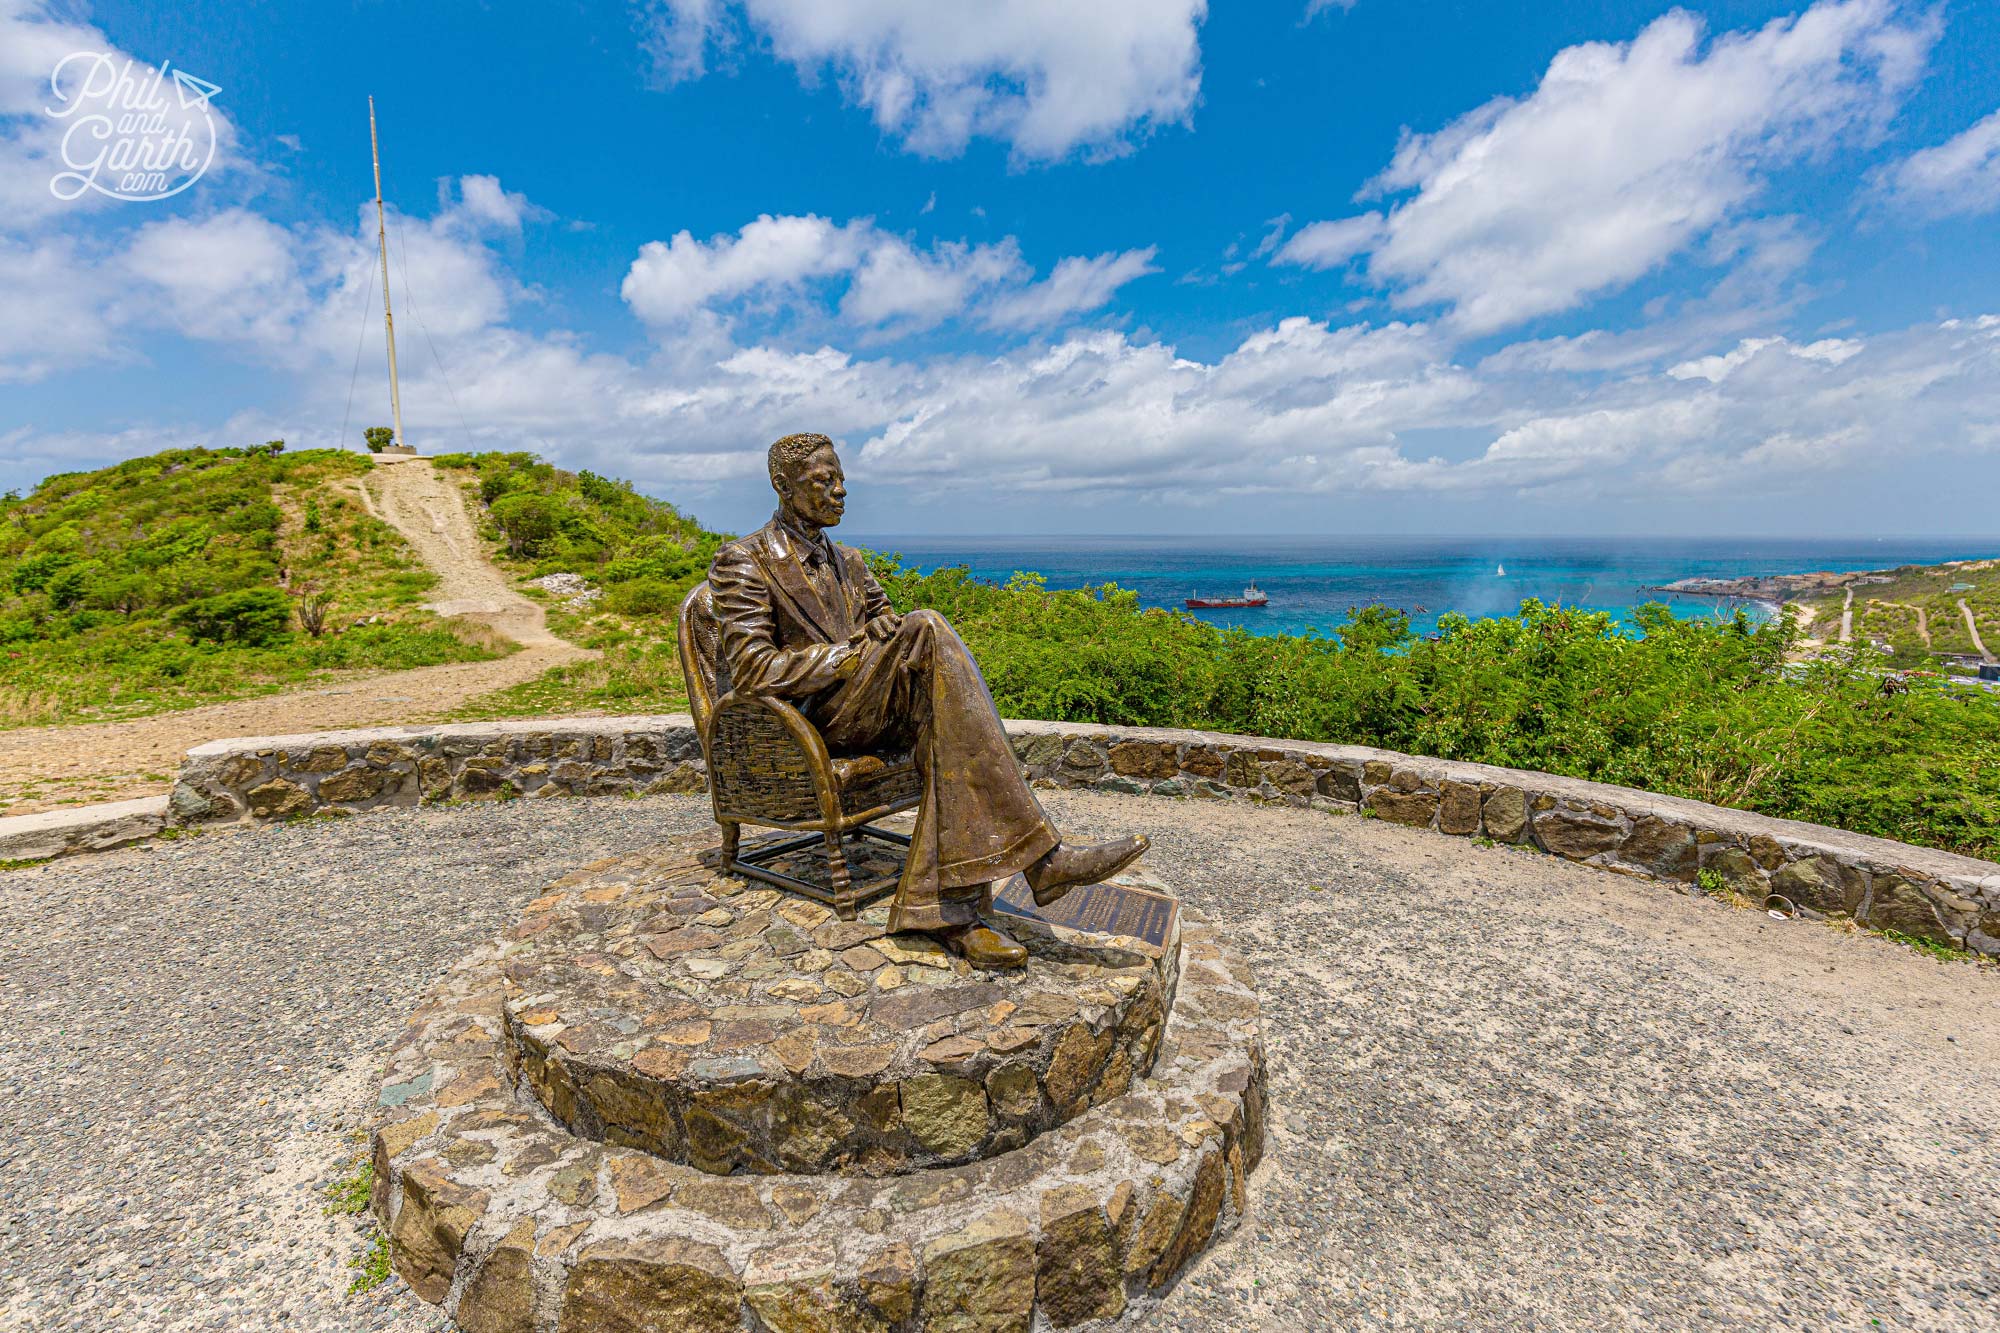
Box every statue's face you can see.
[780,444,847,528]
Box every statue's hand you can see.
[863,613,902,643]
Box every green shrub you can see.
[43,559,98,610]
[170,588,293,646]
[490,492,560,557]
[605,578,680,617]
[10,550,72,594]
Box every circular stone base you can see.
[501,853,1176,1176]
[370,840,1265,1332]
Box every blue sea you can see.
[851,535,2000,640]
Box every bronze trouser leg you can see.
[816,610,1058,932]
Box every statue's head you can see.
[769,432,846,529]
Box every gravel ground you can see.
[2,791,1996,1331]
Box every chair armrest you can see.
[706,691,842,825]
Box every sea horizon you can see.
[845,534,2000,640]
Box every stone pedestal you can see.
[370,836,1266,1331]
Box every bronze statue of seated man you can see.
[706,432,1148,969]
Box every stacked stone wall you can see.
[171,714,2000,956]
[172,718,707,824]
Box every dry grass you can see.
[0,687,63,730]
[438,617,520,655]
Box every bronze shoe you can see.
[1023,834,1150,906]
[939,921,1029,970]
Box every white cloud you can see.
[0,15,1991,526]
[635,0,728,87]
[840,236,1024,330]
[979,247,1158,331]
[0,172,539,386]
[1248,214,1291,261]
[1456,318,1999,494]
[0,235,127,382]
[1462,399,1723,492]
[121,209,311,349]
[621,214,1151,335]
[1666,334,1861,383]
[12,287,1999,515]
[1282,0,1934,334]
[633,0,1207,161]
[1882,107,2000,217]
[1273,213,1384,270]
[621,213,872,323]
[449,174,544,232]
[810,315,1990,504]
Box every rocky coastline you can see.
[1641,555,1997,609]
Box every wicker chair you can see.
[677,582,921,919]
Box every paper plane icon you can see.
[171,67,222,109]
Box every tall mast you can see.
[368,96,406,451]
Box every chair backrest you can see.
[677,581,721,735]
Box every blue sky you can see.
[2,0,1997,538]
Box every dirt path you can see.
[1840,586,1854,643]
[359,459,569,649]
[1960,600,1992,660]
[0,458,589,816]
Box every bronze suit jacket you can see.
[707,514,893,701]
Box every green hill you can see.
[430,450,726,719]
[0,444,503,728]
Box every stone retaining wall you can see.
[172,714,2000,956]
[171,717,708,825]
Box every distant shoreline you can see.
[1637,587,1785,619]
[1641,555,2000,609]
[877,537,1999,642]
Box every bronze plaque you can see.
[992,875,1179,950]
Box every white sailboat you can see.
[1496,562,1506,577]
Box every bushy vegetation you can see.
[874,562,2000,861]
[435,452,723,718]
[434,451,724,615]
[0,445,501,727]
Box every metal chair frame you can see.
[677,582,919,920]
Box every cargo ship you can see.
[1185,583,1268,609]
